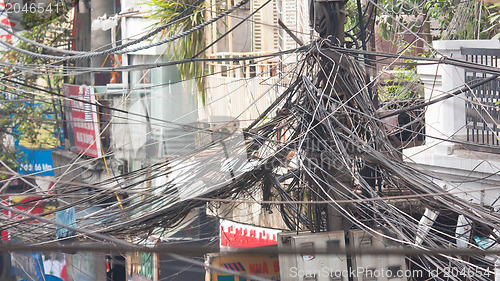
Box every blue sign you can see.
[44,275,64,281]
[11,252,45,281]
[56,207,76,239]
[16,147,55,176]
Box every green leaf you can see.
[489,14,500,24]
[144,0,207,102]
[488,3,500,9]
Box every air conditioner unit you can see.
[278,231,348,281]
[349,230,407,281]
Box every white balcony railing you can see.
[206,51,279,78]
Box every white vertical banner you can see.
[0,0,22,49]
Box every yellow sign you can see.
[208,253,280,281]
[17,123,59,149]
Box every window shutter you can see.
[252,0,278,52]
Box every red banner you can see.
[220,219,280,249]
[63,84,102,158]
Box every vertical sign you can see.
[140,253,153,280]
[56,207,76,239]
[72,252,97,281]
[11,252,45,281]
[63,84,103,158]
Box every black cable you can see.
[379,75,499,119]
[0,0,207,60]
[0,78,226,134]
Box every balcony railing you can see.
[463,47,500,151]
[206,51,279,78]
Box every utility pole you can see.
[308,0,352,233]
[90,0,115,85]
[74,0,91,85]
[310,0,347,45]
[74,0,115,85]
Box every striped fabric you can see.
[222,262,246,272]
